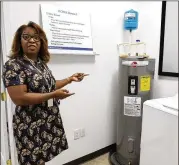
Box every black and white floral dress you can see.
[3,56,68,165]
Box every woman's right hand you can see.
[53,89,75,100]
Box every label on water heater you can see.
[124,96,141,117]
[140,75,151,91]
[128,76,138,95]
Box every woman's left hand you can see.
[69,73,89,82]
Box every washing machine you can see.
[140,94,178,165]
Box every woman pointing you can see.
[3,21,88,165]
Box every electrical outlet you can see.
[81,128,85,137]
[74,129,80,140]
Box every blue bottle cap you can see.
[136,40,140,42]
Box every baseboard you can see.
[63,143,116,165]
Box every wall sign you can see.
[40,4,94,55]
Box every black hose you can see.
[109,151,121,165]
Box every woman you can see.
[2,21,88,165]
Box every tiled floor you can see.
[80,153,110,165]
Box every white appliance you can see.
[140,94,178,165]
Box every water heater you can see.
[110,56,155,165]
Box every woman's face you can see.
[21,27,41,56]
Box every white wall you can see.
[1,67,10,165]
[2,1,133,164]
[1,1,178,165]
[133,2,178,98]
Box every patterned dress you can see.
[3,56,68,165]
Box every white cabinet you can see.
[140,95,178,165]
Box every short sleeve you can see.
[2,59,27,88]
